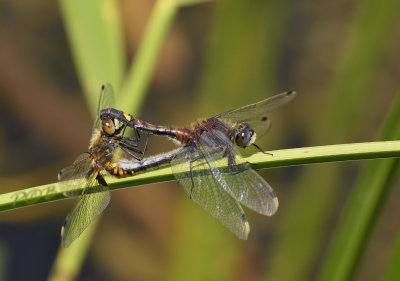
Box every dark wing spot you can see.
[261,117,268,122]
[101,84,105,90]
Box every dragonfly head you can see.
[234,123,256,148]
[102,117,124,137]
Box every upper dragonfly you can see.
[101,89,296,239]
[58,84,148,247]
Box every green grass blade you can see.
[56,0,125,278]
[267,0,400,278]
[118,0,212,114]
[118,0,179,114]
[48,219,100,281]
[178,0,213,6]
[317,94,400,281]
[383,231,400,281]
[2,141,399,213]
[165,1,296,279]
[54,0,213,279]
[58,0,125,114]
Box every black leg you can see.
[226,148,249,175]
[120,129,139,146]
[118,137,140,148]
[141,133,149,158]
[96,172,108,187]
[118,141,143,154]
[189,159,195,199]
[134,127,141,141]
[117,143,143,161]
[253,143,273,156]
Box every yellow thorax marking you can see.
[123,112,131,121]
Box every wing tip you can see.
[60,221,70,248]
[262,195,279,216]
[244,221,250,239]
[286,90,297,98]
[101,82,111,91]
[241,213,250,240]
[272,196,279,212]
[57,169,66,181]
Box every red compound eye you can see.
[102,118,116,136]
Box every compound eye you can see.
[234,123,255,147]
[102,118,116,136]
[235,131,251,147]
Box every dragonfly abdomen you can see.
[132,119,192,144]
[106,149,179,177]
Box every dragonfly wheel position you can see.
[101,90,296,239]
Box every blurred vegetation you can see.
[0,0,399,281]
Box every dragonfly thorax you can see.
[90,134,116,167]
[234,123,256,148]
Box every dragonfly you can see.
[101,90,296,239]
[58,84,148,247]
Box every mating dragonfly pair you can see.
[58,84,296,247]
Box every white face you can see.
[248,131,257,146]
[114,119,122,130]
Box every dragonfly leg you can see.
[134,127,141,142]
[117,143,144,161]
[226,148,249,175]
[187,145,226,198]
[120,128,140,146]
[118,139,143,152]
[118,138,140,148]
[229,163,249,175]
[96,172,108,187]
[188,157,198,199]
[120,130,149,160]
[120,137,140,144]
[252,143,273,156]
[139,133,149,159]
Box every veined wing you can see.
[170,146,250,239]
[59,83,114,247]
[94,83,115,131]
[214,91,296,138]
[199,129,278,216]
[58,153,94,197]
[61,170,110,247]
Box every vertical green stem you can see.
[316,94,400,281]
[118,0,179,114]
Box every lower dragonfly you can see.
[58,84,148,247]
[101,89,296,239]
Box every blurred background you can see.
[0,0,399,280]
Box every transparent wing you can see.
[199,130,278,216]
[171,146,250,239]
[61,171,110,247]
[94,83,115,130]
[59,83,115,247]
[58,153,94,197]
[242,117,271,140]
[214,91,295,138]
